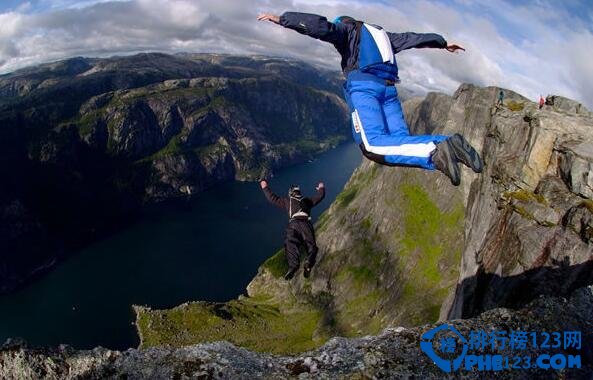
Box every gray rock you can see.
[563,204,593,243]
[2,287,592,379]
[559,141,593,199]
[545,95,592,116]
[444,85,593,320]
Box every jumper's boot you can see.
[284,267,298,281]
[303,262,312,279]
[432,140,461,186]
[448,134,483,173]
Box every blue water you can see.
[0,143,361,350]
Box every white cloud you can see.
[0,0,591,109]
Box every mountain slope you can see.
[0,53,350,294]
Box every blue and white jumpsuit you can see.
[279,12,449,170]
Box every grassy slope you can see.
[135,296,323,354]
[309,165,464,334]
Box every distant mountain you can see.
[0,53,350,293]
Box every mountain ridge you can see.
[0,53,350,294]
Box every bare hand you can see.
[316,182,325,190]
[257,13,280,24]
[260,180,268,189]
[446,43,465,53]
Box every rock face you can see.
[545,95,592,117]
[0,53,350,294]
[136,84,593,360]
[3,286,593,379]
[448,86,593,319]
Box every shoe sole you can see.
[284,270,297,280]
[442,141,461,186]
[303,267,311,279]
[450,134,483,173]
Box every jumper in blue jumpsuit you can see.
[279,12,450,170]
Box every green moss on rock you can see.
[156,134,184,158]
[135,297,324,354]
[74,110,103,138]
[506,101,525,112]
[339,291,383,335]
[394,183,464,324]
[315,211,330,233]
[347,265,376,288]
[262,249,288,279]
[335,185,358,209]
[582,200,593,213]
[504,189,547,205]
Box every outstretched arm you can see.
[310,182,326,207]
[388,32,464,54]
[258,12,347,45]
[260,180,287,210]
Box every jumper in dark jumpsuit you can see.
[262,186,325,271]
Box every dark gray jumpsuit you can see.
[262,186,325,271]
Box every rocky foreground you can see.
[2,286,592,379]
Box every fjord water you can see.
[0,143,361,350]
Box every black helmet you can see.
[288,184,302,198]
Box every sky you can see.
[1,0,593,108]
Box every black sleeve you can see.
[262,186,288,211]
[279,12,348,45]
[388,32,447,54]
[310,187,326,207]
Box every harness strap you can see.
[353,21,363,71]
[289,196,310,220]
